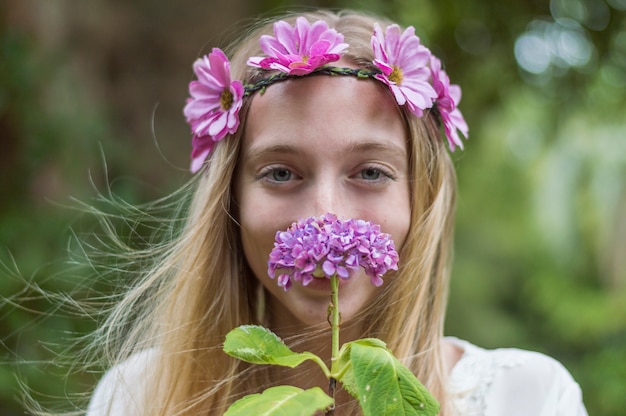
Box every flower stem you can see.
[326,274,340,416]
[330,275,340,373]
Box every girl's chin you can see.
[276,286,375,328]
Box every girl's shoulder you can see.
[87,348,158,416]
[446,337,588,416]
[87,340,588,416]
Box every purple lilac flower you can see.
[183,48,244,173]
[430,56,469,151]
[268,213,399,291]
[247,17,348,75]
[371,23,438,118]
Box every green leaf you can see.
[337,338,387,397]
[224,386,333,416]
[336,341,356,396]
[344,339,440,416]
[224,325,325,371]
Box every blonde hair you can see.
[91,9,457,416]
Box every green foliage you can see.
[340,339,439,416]
[224,326,439,415]
[224,386,333,416]
[224,325,329,374]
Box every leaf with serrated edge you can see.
[224,386,333,416]
[349,340,440,416]
[337,342,356,397]
[337,338,387,398]
[224,325,322,369]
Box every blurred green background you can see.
[1,0,625,414]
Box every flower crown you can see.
[184,17,469,173]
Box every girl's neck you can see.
[266,295,367,362]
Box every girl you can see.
[86,9,587,415]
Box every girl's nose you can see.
[307,179,347,219]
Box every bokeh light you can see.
[514,18,594,76]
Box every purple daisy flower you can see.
[183,48,244,173]
[268,213,399,291]
[371,23,438,117]
[430,56,469,151]
[247,17,348,75]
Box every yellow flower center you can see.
[220,89,234,110]
[388,66,403,84]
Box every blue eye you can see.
[361,168,382,180]
[256,166,300,185]
[270,168,292,182]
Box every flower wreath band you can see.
[184,17,469,173]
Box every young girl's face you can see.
[235,68,411,328]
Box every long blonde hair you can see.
[92,9,457,416]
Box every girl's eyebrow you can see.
[242,144,302,163]
[346,141,407,161]
[244,141,406,162]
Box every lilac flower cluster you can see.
[268,213,399,291]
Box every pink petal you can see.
[449,84,462,106]
[371,24,388,62]
[258,34,277,55]
[401,52,432,75]
[450,108,469,136]
[288,62,313,74]
[208,111,228,137]
[190,148,210,173]
[309,39,332,56]
[370,275,384,287]
[192,59,213,82]
[373,60,394,77]
[327,41,349,55]
[295,17,313,52]
[401,78,437,100]
[430,56,442,73]
[246,56,264,67]
[226,108,240,130]
[384,25,402,62]
[273,20,298,53]
[256,57,280,70]
[307,54,339,71]
[184,99,216,120]
[306,19,333,50]
[445,124,462,151]
[301,274,314,286]
[267,61,291,73]
[260,35,287,56]
[389,84,407,106]
[188,81,221,100]
[322,260,335,276]
[192,113,216,136]
[397,25,418,54]
[207,48,230,86]
[277,274,291,290]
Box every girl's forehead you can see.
[246,72,399,120]
[239,74,408,161]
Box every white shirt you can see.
[446,338,587,416]
[87,338,588,415]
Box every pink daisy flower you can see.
[371,23,438,117]
[430,56,469,151]
[184,48,244,172]
[247,17,348,75]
